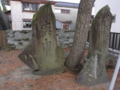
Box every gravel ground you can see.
[0,49,120,90]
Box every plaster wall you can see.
[10,1,23,30]
[56,20,62,29]
[22,12,34,19]
[55,7,78,30]
[95,0,120,33]
[10,1,95,31]
[55,6,95,30]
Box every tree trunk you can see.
[64,0,96,71]
[77,5,113,86]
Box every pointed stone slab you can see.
[18,2,65,75]
[19,38,39,70]
[77,5,113,86]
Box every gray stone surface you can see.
[7,30,32,49]
[108,49,119,59]
[6,30,119,60]
[7,30,75,49]
[77,5,113,86]
[0,11,9,30]
[57,30,75,48]
[18,3,65,75]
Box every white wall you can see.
[55,7,78,30]
[56,20,62,29]
[10,1,94,31]
[22,12,34,19]
[10,1,23,30]
[92,6,95,15]
[95,0,120,33]
[10,1,41,30]
[54,6,95,30]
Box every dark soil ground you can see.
[0,48,120,90]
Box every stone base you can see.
[33,67,66,76]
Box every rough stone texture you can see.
[6,29,90,50]
[7,30,90,50]
[6,30,119,58]
[18,3,65,75]
[108,49,119,59]
[7,30,32,49]
[0,11,9,30]
[57,30,75,48]
[77,5,113,86]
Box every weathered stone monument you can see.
[0,11,9,30]
[77,5,113,86]
[18,2,65,75]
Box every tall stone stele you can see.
[0,11,9,30]
[77,5,113,86]
[18,2,65,75]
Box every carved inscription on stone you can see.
[18,2,65,75]
[40,22,52,54]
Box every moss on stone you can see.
[23,38,29,41]
[77,5,113,86]
[32,2,55,24]
[14,39,21,41]
[20,31,28,34]
[18,2,65,76]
